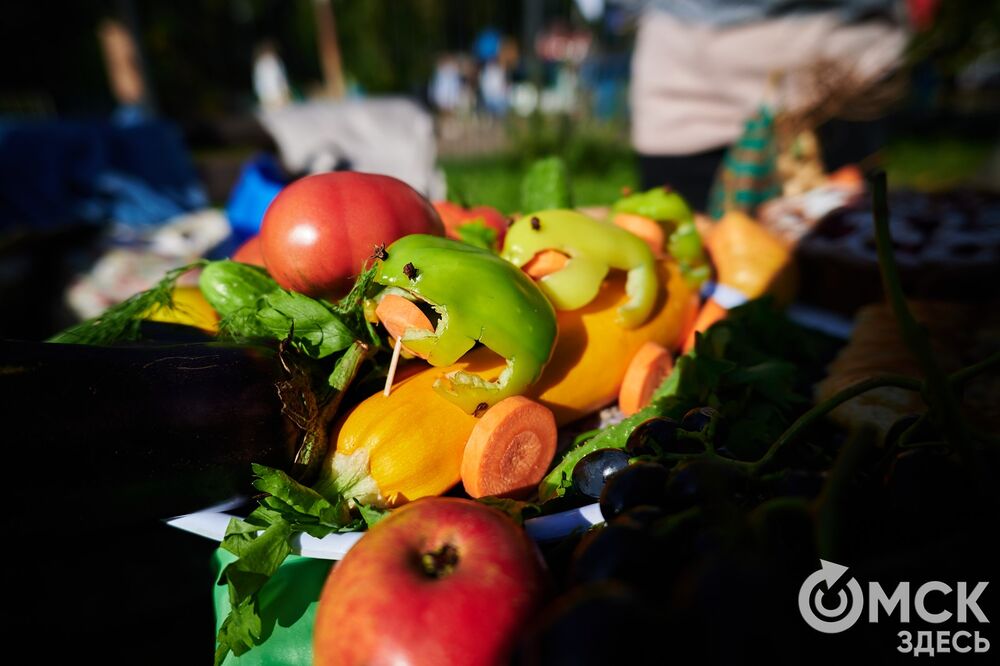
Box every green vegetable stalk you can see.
[374,234,557,413]
[520,155,572,213]
[502,209,659,328]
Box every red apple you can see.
[313,497,549,666]
[260,172,444,299]
[433,200,508,247]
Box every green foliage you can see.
[441,125,638,214]
[214,464,369,664]
[538,299,833,501]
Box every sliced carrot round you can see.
[461,396,557,499]
[612,213,666,258]
[522,250,569,279]
[618,341,673,416]
[375,294,434,340]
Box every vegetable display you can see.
[33,153,997,666]
[323,260,696,506]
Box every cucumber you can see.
[4,340,293,532]
[198,260,279,318]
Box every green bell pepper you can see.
[374,235,557,414]
[501,209,659,329]
[612,186,693,224]
[613,187,709,286]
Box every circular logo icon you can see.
[798,560,864,634]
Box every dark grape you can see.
[599,462,670,520]
[569,523,663,587]
[663,459,747,512]
[572,448,631,498]
[625,417,689,455]
[681,406,720,432]
[611,504,666,529]
[512,582,667,666]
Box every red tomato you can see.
[433,201,508,247]
[231,235,265,267]
[260,172,444,298]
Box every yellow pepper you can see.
[143,286,219,332]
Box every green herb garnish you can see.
[214,464,386,664]
[48,260,208,344]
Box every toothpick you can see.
[383,337,403,397]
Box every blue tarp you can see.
[0,117,207,231]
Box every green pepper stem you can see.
[749,374,922,475]
[870,172,976,473]
[949,351,1000,389]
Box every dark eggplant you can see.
[2,339,294,532]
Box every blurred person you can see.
[253,40,291,110]
[479,59,509,116]
[97,18,152,123]
[628,0,910,211]
[430,55,463,113]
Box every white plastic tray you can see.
[167,500,604,560]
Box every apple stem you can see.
[420,543,459,579]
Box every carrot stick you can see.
[612,213,665,258]
[522,250,569,279]
[682,298,728,353]
[618,341,673,416]
[461,396,557,498]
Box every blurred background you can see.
[2,0,998,341]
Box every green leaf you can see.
[215,598,261,664]
[358,503,389,528]
[251,463,351,525]
[257,290,353,358]
[218,519,293,599]
[328,340,370,390]
[456,219,498,251]
[331,263,383,349]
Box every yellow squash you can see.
[143,286,219,332]
[707,211,797,304]
[325,261,697,506]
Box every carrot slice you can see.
[461,396,557,499]
[618,341,673,416]
[375,294,434,338]
[828,164,863,188]
[682,298,728,353]
[522,250,569,279]
[612,213,666,258]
